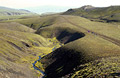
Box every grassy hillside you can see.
[34,15,120,78]
[2,15,57,29]
[0,6,32,15]
[0,6,38,22]
[1,14,120,78]
[63,5,120,23]
[0,22,58,78]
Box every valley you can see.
[0,5,120,78]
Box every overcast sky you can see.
[0,0,120,8]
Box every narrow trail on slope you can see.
[62,16,120,47]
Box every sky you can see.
[0,0,120,14]
[0,0,120,8]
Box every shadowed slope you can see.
[41,46,95,78]
[36,27,85,44]
[2,15,120,77]
[38,15,120,77]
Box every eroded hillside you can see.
[0,14,120,78]
[0,22,58,78]
[35,15,120,78]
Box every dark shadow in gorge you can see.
[40,29,86,78]
[42,47,92,78]
[56,30,85,44]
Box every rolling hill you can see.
[0,6,38,21]
[7,14,120,77]
[0,5,120,78]
[63,5,120,23]
[0,14,59,77]
[37,15,120,78]
[0,6,32,16]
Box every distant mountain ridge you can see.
[63,5,120,23]
[0,6,33,16]
[24,6,75,14]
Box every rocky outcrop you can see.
[80,5,95,10]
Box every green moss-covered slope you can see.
[63,5,120,23]
[0,22,55,78]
